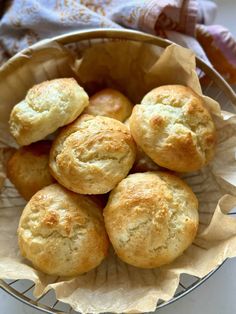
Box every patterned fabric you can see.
[0,0,236,83]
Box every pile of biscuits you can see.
[7,78,216,277]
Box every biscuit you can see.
[49,114,136,194]
[84,88,133,121]
[104,172,199,268]
[124,118,160,173]
[9,78,89,145]
[132,145,161,173]
[7,141,55,200]
[130,85,216,172]
[18,184,109,276]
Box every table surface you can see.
[1,0,236,313]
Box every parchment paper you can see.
[0,39,236,313]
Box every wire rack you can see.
[0,29,236,314]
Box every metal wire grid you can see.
[0,270,223,314]
[0,29,236,314]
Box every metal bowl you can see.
[0,28,235,314]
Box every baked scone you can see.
[132,145,161,173]
[49,114,136,194]
[84,88,133,121]
[104,172,199,268]
[18,184,109,276]
[7,141,55,200]
[9,78,89,145]
[124,118,160,173]
[130,85,216,172]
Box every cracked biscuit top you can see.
[49,114,136,194]
[104,172,199,268]
[130,85,216,172]
[9,78,89,145]
[18,183,109,276]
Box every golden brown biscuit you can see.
[7,141,55,200]
[9,78,89,145]
[18,184,109,277]
[104,172,199,268]
[124,118,160,173]
[84,88,133,121]
[131,145,161,173]
[124,119,161,173]
[130,85,216,172]
[49,114,136,194]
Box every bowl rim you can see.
[0,28,234,313]
[1,28,236,107]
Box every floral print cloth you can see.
[0,0,236,83]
